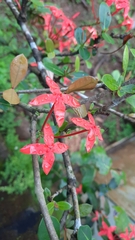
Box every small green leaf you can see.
[47,202,55,215]
[126,94,135,108]
[118,84,135,97]
[102,74,119,91]
[70,71,89,82]
[114,206,130,233]
[47,52,55,59]
[57,201,72,211]
[102,32,115,44]
[77,225,92,240]
[99,2,111,30]
[79,47,90,60]
[75,56,80,72]
[130,48,135,57]
[44,187,51,199]
[45,38,55,53]
[111,170,126,185]
[44,61,64,76]
[75,28,86,44]
[123,45,129,77]
[104,198,110,215]
[85,60,92,69]
[38,216,60,240]
[79,203,93,217]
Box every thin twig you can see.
[31,115,59,240]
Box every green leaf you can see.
[79,47,90,60]
[75,56,80,72]
[79,204,93,217]
[85,60,92,69]
[111,170,126,185]
[47,202,55,215]
[75,28,86,44]
[38,216,60,240]
[123,45,129,77]
[102,74,119,91]
[44,187,51,199]
[126,94,135,108]
[104,198,110,215]
[45,38,55,53]
[130,48,135,57]
[118,84,135,97]
[82,167,95,187]
[57,201,72,211]
[89,147,112,175]
[70,71,89,82]
[47,52,55,59]
[102,32,115,44]
[44,61,64,76]
[77,225,92,240]
[99,2,111,30]
[114,206,130,233]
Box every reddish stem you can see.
[91,0,97,20]
[54,129,87,139]
[41,104,54,132]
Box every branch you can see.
[31,115,59,240]
[5,0,47,87]
[94,101,135,123]
[19,102,49,114]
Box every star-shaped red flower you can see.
[20,124,68,175]
[29,76,80,127]
[71,112,103,152]
[119,228,130,240]
[98,221,116,240]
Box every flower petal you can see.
[88,112,96,125]
[86,130,95,152]
[20,143,47,155]
[43,124,54,145]
[95,126,103,141]
[46,76,61,94]
[29,94,55,106]
[62,94,80,107]
[53,142,68,153]
[54,101,65,127]
[71,117,91,130]
[42,150,55,175]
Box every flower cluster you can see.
[20,76,103,174]
[106,0,133,31]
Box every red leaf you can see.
[29,94,56,106]
[20,143,46,155]
[53,142,68,154]
[43,124,54,146]
[46,76,61,94]
[42,150,55,175]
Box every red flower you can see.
[106,0,130,18]
[119,228,130,240]
[98,221,116,240]
[121,16,133,31]
[92,211,99,222]
[29,76,80,127]
[71,112,103,152]
[76,184,82,194]
[129,224,135,238]
[20,124,68,175]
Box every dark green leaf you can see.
[57,201,72,211]
[82,167,95,187]
[79,204,93,217]
[102,32,115,44]
[75,28,86,44]
[77,225,92,240]
[118,84,135,97]
[38,216,60,240]
[104,198,110,215]
[99,2,111,30]
[79,47,90,60]
[102,74,119,91]
[44,61,64,76]
[44,187,51,199]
